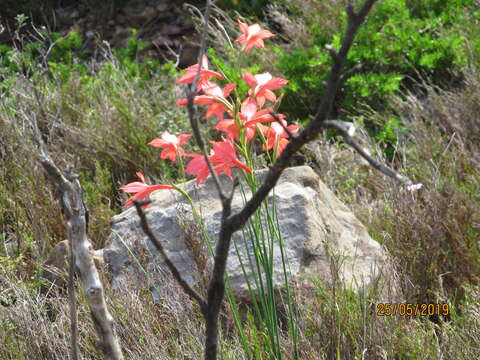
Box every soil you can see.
[0,0,206,68]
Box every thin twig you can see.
[269,111,295,139]
[339,62,362,84]
[67,238,80,360]
[325,44,339,63]
[321,120,411,183]
[133,199,207,313]
[186,0,228,204]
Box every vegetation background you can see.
[0,0,479,358]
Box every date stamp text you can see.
[376,303,449,317]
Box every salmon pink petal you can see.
[242,72,257,86]
[119,182,147,193]
[176,72,195,84]
[245,126,256,141]
[178,134,192,145]
[161,148,177,162]
[264,77,289,90]
[223,83,236,97]
[256,29,275,39]
[201,70,223,80]
[236,19,249,37]
[185,154,211,184]
[135,172,146,183]
[263,89,277,103]
[215,119,239,139]
[234,159,252,173]
[148,138,168,148]
[255,95,266,108]
[252,39,265,49]
[235,20,276,53]
[255,73,273,86]
[148,184,174,191]
[240,97,257,121]
[195,95,216,105]
[246,24,261,39]
[202,83,223,97]
[176,98,188,106]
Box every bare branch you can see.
[39,154,124,360]
[67,238,80,360]
[346,0,356,19]
[133,199,207,313]
[321,120,411,183]
[325,44,339,63]
[339,62,362,84]
[186,0,228,204]
[155,1,382,359]
[229,0,381,233]
[270,111,295,139]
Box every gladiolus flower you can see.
[148,131,192,162]
[235,19,275,53]
[210,138,252,178]
[119,172,173,208]
[215,97,275,141]
[185,138,252,184]
[185,153,212,185]
[176,55,223,91]
[242,72,288,107]
[176,83,236,121]
[262,119,299,157]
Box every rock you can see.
[40,240,105,295]
[41,240,70,294]
[104,166,395,299]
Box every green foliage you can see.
[219,0,272,15]
[0,26,164,89]
[276,0,472,148]
[207,47,262,95]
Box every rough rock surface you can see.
[103,166,393,297]
[40,240,105,295]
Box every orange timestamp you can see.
[376,303,449,317]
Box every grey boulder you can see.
[103,166,393,297]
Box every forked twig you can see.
[133,199,207,313]
[186,0,229,204]
[321,120,411,183]
[39,151,124,360]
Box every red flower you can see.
[176,55,223,91]
[176,83,236,121]
[215,97,275,141]
[235,19,275,53]
[262,119,299,157]
[185,138,252,184]
[185,153,212,184]
[119,172,173,208]
[211,138,252,178]
[242,72,288,108]
[148,131,192,162]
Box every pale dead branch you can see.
[39,151,124,360]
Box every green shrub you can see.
[276,0,472,146]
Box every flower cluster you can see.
[120,19,299,206]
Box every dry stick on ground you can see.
[39,152,124,360]
[136,1,411,359]
[67,235,80,360]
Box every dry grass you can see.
[1,3,480,358]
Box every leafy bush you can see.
[275,0,472,146]
[219,0,273,15]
